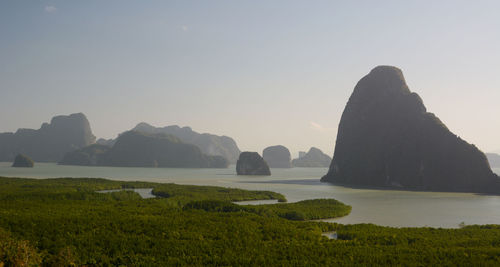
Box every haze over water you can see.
[2,162,499,229]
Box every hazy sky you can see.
[1,1,499,157]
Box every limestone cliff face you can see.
[321,66,500,193]
[236,152,271,175]
[263,145,291,168]
[0,113,96,162]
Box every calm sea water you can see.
[1,162,500,228]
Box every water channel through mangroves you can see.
[1,162,500,228]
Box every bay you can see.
[1,162,499,228]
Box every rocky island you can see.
[132,123,241,164]
[321,66,500,193]
[0,113,95,162]
[236,152,271,175]
[60,131,228,168]
[292,147,331,167]
[262,145,292,168]
[11,154,34,168]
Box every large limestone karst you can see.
[262,145,292,168]
[236,152,271,175]
[132,123,241,164]
[321,66,500,193]
[292,147,331,168]
[0,113,96,162]
[60,131,228,168]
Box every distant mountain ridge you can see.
[0,113,95,162]
[60,131,228,168]
[131,123,241,164]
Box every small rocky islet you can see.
[11,154,34,168]
[236,152,271,175]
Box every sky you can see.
[1,1,499,157]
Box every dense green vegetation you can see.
[183,199,351,221]
[253,199,351,220]
[152,183,286,206]
[1,176,500,266]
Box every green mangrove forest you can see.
[1,177,500,266]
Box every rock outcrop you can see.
[60,131,228,168]
[321,66,500,193]
[487,153,500,168]
[236,152,271,175]
[262,145,291,168]
[0,113,96,162]
[12,154,34,167]
[292,147,331,167]
[132,123,241,164]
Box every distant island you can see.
[487,153,500,168]
[11,154,34,168]
[0,113,95,162]
[98,122,241,164]
[292,147,331,167]
[236,152,271,175]
[321,66,500,194]
[132,123,241,164]
[262,145,292,168]
[60,131,228,168]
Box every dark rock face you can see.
[0,113,96,162]
[487,153,500,168]
[236,152,271,175]
[321,66,500,193]
[292,147,331,167]
[132,123,241,164]
[60,131,228,168]
[262,145,291,168]
[12,154,34,167]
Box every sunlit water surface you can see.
[1,162,499,228]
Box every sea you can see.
[1,162,499,229]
